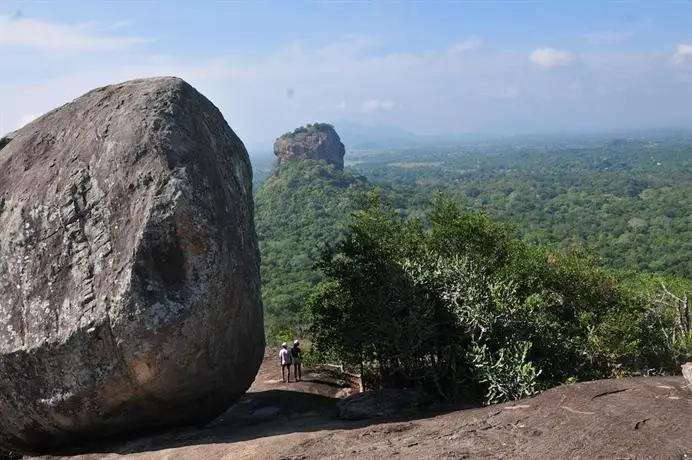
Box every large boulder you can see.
[273,123,345,170]
[0,77,265,454]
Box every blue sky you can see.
[2,1,692,151]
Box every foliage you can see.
[307,193,432,382]
[308,194,691,405]
[255,157,413,338]
[253,135,692,336]
[254,158,370,336]
[253,134,692,404]
[467,341,541,405]
[280,123,335,138]
[344,137,692,278]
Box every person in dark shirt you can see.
[291,340,303,382]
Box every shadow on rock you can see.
[37,389,473,458]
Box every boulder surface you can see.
[336,388,432,421]
[0,77,264,454]
[273,123,345,170]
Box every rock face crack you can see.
[590,388,636,400]
[0,77,265,455]
[65,169,99,322]
[634,418,650,430]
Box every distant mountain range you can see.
[246,122,692,158]
[331,121,493,150]
[330,121,422,149]
[333,122,692,151]
[245,122,463,156]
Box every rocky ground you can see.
[31,351,692,460]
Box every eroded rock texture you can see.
[0,77,264,454]
[273,123,345,170]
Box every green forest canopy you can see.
[253,136,692,391]
[307,193,692,404]
[344,137,692,278]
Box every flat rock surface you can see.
[30,353,692,460]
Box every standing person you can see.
[291,340,303,382]
[279,342,292,383]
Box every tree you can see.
[308,193,688,404]
[309,194,540,401]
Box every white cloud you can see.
[0,16,688,148]
[447,37,482,54]
[673,44,692,66]
[0,14,145,53]
[530,48,573,68]
[361,99,397,113]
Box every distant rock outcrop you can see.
[273,123,346,170]
[0,77,264,454]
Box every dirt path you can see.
[32,353,692,460]
[247,348,355,398]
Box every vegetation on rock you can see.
[283,123,336,137]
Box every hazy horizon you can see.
[3,2,692,150]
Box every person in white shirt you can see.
[279,342,292,383]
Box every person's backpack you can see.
[291,347,300,358]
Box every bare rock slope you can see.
[273,123,346,170]
[29,368,692,460]
[0,77,264,454]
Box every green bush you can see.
[307,193,691,405]
[467,341,541,405]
